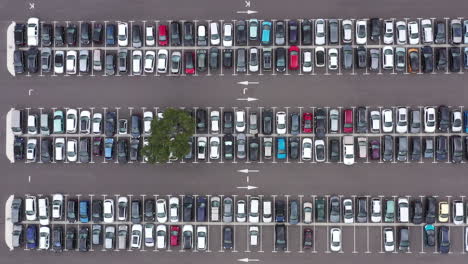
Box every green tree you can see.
[141,108,194,163]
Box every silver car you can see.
[223,197,233,222]
[236,133,246,159]
[170,51,182,74]
[79,50,89,73]
[329,109,339,133]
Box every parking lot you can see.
[2,0,468,264]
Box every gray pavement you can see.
[1,0,468,263]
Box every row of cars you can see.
[14,45,468,75]
[18,18,468,48]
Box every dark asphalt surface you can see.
[1,0,468,263]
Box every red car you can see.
[288,46,300,70]
[158,25,168,46]
[184,51,195,74]
[343,109,353,133]
[303,228,313,249]
[170,225,180,246]
[302,113,313,133]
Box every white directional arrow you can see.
[236,185,258,190]
[236,97,258,102]
[238,258,260,262]
[237,81,260,85]
[236,10,259,14]
[237,169,260,173]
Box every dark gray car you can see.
[289,200,299,224]
[79,138,90,163]
[105,54,115,75]
[397,137,408,162]
[410,110,421,133]
[236,133,246,159]
[329,196,340,223]
[236,48,247,73]
[11,198,22,224]
[329,19,339,44]
[223,197,233,222]
[383,135,393,162]
[342,45,353,70]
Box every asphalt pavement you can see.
[1,0,468,263]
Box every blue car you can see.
[276,138,287,160]
[104,138,114,160]
[463,111,468,133]
[79,201,89,223]
[26,225,37,249]
[106,24,116,45]
[196,196,207,222]
[261,21,272,45]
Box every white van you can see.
[209,22,220,45]
[397,198,409,223]
[11,109,23,135]
[38,197,50,225]
[25,196,37,221]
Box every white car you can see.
[27,17,39,46]
[156,199,167,223]
[371,198,382,223]
[328,48,338,70]
[147,225,158,248]
[236,200,247,222]
[169,197,179,222]
[210,111,220,133]
[302,50,313,72]
[249,226,259,246]
[315,19,326,45]
[27,114,37,135]
[330,228,342,252]
[103,199,114,223]
[118,22,129,46]
[408,21,419,44]
[66,50,77,75]
[54,51,65,74]
[370,111,381,133]
[145,26,155,46]
[209,136,220,159]
[276,111,287,134]
[382,109,393,133]
[92,113,102,134]
[26,139,37,161]
[421,19,433,43]
[248,197,260,223]
[342,20,353,43]
[424,107,436,133]
[132,50,142,75]
[451,111,462,132]
[54,138,65,161]
[397,198,409,223]
[197,137,207,160]
[383,20,394,44]
[396,107,408,133]
[25,196,37,221]
[117,197,128,221]
[51,194,63,220]
[382,46,394,69]
[66,139,78,162]
[303,202,313,224]
[329,109,339,133]
[157,49,168,73]
[182,225,193,248]
[143,50,156,73]
[131,224,142,249]
[314,139,326,162]
[355,20,367,44]
[249,48,259,72]
[222,23,233,47]
[38,197,49,226]
[302,138,313,161]
[79,110,91,134]
[196,226,207,250]
[156,225,166,249]
[143,111,153,135]
[235,109,246,133]
[453,201,464,225]
[383,228,395,252]
[210,196,221,222]
[209,22,220,45]
[343,136,355,165]
[66,109,78,133]
[262,200,272,223]
[396,21,407,44]
[38,226,50,250]
[343,199,354,224]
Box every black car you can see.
[235,21,247,45]
[65,228,76,250]
[54,25,65,46]
[129,139,139,161]
[93,23,103,44]
[196,49,207,72]
[449,47,461,72]
[223,134,234,160]
[14,137,24,160]
[262,110,273,135]
[329,139,340,162]
[329,196,340,223]
[438,226,450,254]
[275,200,286,222]
[223,226,234,250]
[263,48,273,71]
[26,48,39,73]
[436,48,447,71]
[434,21,446,44]
[66,24,77,46]
[14,24,25,46]
[438,106,450,132]
[451,135,463,163]
[132,25,142,48]
[315,109,327,138]
[130,115,141,139]
[13,50,25,74]
[67,200,77,223]
[382,135,393,162]
[183,196,194,222]
[196,109,207,133]
[370,18,381,41]
[355,107,368,133]
[81,23,91,45]
[92,200,103,222]
[249,137,260,161]
[79,227,89,252]
[223,49,233,68]
[342,45,353,70]
[223,111,234,134]
[425,197,436,224]
[289,200,299,224]
[40,138,52,163]
[209,47,219,70]
[408,49,419,72]
[170,22,181,46]
[144,199,155,221]
[183,227,193,249]
[288,20,299,44]
[275,48,286,72]
[424,224,435,247]
[421,46,433,73]
[410,137,421,161]
[274,21,285,45]
[52,226,63,252]
[301,20,312,45]
[41,24,53,46]
[236,48,247,72]
[131,200,141,224]
[105,112,116,137]
[275,224,287,251]
[183,22,195,46]
[412,200,424,224]
[356,46,367,68]
[117,139,128,164]
[290,113,300,135]
[356,197,367,223]
[196,196,207,222]
[289,137,300,160]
